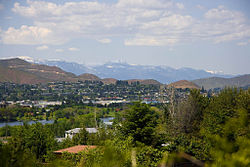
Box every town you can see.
[0,80,195,108]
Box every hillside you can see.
[0,58,77,84]
[78,73,100,81]
[168,80,200,89]
[0,66,48,84]
[126,79,161,85]
[101,78,117,84]
[192,74,250,90]
[0,58,162,85]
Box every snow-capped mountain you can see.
[39,60,233,83]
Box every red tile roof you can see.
[54,145,97,154]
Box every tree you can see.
[175,89,208,134]
[201,88,238,136]
[119,102,158,145]
[72,128,88,145]
[8,123,57,164]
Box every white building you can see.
[65,128,98,139]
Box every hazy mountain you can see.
[0,58,78,84]
[192,74,250,90]
[39,60,233,84]
[0,58,162,85]
[42,60,93,75]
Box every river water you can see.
[0,117,114,128]
[0,120,54,128]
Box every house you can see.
[65,128,98,139]
[85,128,98,134]
[54,145,97,155]
[103,122,113,126]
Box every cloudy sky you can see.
[0,0,250,74]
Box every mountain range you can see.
[0,58,249,90]
[41,59,233,83]
[0,58,159,85]
[192,74,250,90]
[0,58,77,84]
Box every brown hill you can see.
[101,78,117,84]
[0,58,164,85]
[168,80,200,89]
[0,58,77,84]
[0,66,47,84]
[78,73,100,81]
[126,79,161,85]
[192,74,250,90]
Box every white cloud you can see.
[176,3,184,10]
[36,45,48,50]
[196,5,205,10]
[97,38,111,44]
[205,6,244,20]
[55,49,64,52]
[116,0,173,9]
[1,25,67,45]
[68,47,79,51]
[237,42,248,46]
[198,6,250,43]
[125,35,178,46]
[0,1,248,46]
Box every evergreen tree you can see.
[119,102,158,145]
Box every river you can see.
[0,120,54,128]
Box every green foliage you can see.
[0,107,34,122]
[47,159,75,167]
[7,123,57,165]
[201,88,238,135]
[163,134,211,161]
[1,88,249,166]
[201,88,250,166]
[61,137,133,167]
[136,145,163,167]
[119,102,158,145]
[206,108,250,166]
[72,128,89,145]
[175,89,208,134]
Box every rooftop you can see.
[86,128,98,133]
[65,127,98,134]
[65,128,81,134]
[54,145,97,154]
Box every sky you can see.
[0,0,250,75]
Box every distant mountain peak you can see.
[18,56,35,63]
[205,70,224,75]
[192,74,250,90]
[11,58,235,84]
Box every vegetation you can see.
[0,87,249,166]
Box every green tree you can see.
[7,123,57,165]
[176,89,208,134]
[119,102,158,145]
[72,128,89,145]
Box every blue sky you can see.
[0,0,250,75]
